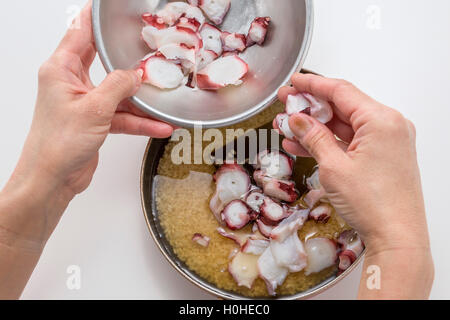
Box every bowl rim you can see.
[140,136,366,300]
[92,0,315,128]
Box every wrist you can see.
[360,246,434,299]
[0,166,73,247]
[361,212,431,254]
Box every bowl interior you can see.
[94,0,312,127]
[140,137,365,300]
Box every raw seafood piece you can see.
[241,238,270,255]
[306,168,321,191]
[217,224,267,246]
[304,238,337,275]
[139,55,185,89]
[217,227,251,246]
[275,113,295,140]
[158,43,196,67]
[187,0,199,6]
[196,49,219,70]
[303,93,334,124]
[213,163,250,187]
[189,49,219,88]
[197,0,231,25]
[156,2,205,26]
[246,17,271,46]
[254,150,294,180]
[276,94,311,140]
[192,233,211,247]
[156,2,189,25]
[277,93,334,139]
[197,55,248,90]
[221,32,247,52]
[258,203,309,294]
[303,168,326,208]
[229,252,260,289]
[142,13,166,29]
[140,2,273,91]
[337,231,364,271]
[221,200,254,230]
[259,197,288,226]
[244,188,266,212]
[309,204,333,223]
[199,23,223,55]
[287,93,333,124]
[142,26,203,51]
[254,171,299,203]
[303,189,326,209]
[270,207,309,242]
[176,16,202,32]
[256,219,275,238]
[338,252,355,271]
[262,178,298,203]
[270,232,308,273]
[258,248,289,296]
[286,93,312,115]
[209,164,251,223]
[184,5,207,25]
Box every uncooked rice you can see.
[156,102,351,297]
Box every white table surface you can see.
[0,0,449,300]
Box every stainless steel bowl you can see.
[140,124,365,300]
[92,0,314,128]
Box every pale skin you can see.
[0,4,433,300]
[276,74,434,299]
[0,3,175,299]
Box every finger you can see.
[278,86,298,104]
[274,108,355,145]
[273,117,311,157]
[289,113,348,165]
[117,100,153,118]
[326,117,355,143]
[57,1,96,69]
[274,112,353,151]
[290,73,380,125]
[278,80,353,130]
[91,70,142,113]
[273,117,311,156]
[278,85,352,128]
[118,100,180,130]
[118,100,177,127]
[283,139,311,158]
[110,113,174,138]
[283,135,349,158]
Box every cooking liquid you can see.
[154,102,351,297]
[156,154,351,297]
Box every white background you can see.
[0,0,449,299]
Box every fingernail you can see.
[289,114,313,138]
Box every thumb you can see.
[92,69,142,113]
[289,113,347,165]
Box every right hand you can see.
[275,74,430,255]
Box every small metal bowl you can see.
[140,134,365,300]
[92,0,314,128]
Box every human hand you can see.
[0,2,176,297]
[275,74,434,299]
[13,2,174,200]
[276,73,426,251]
